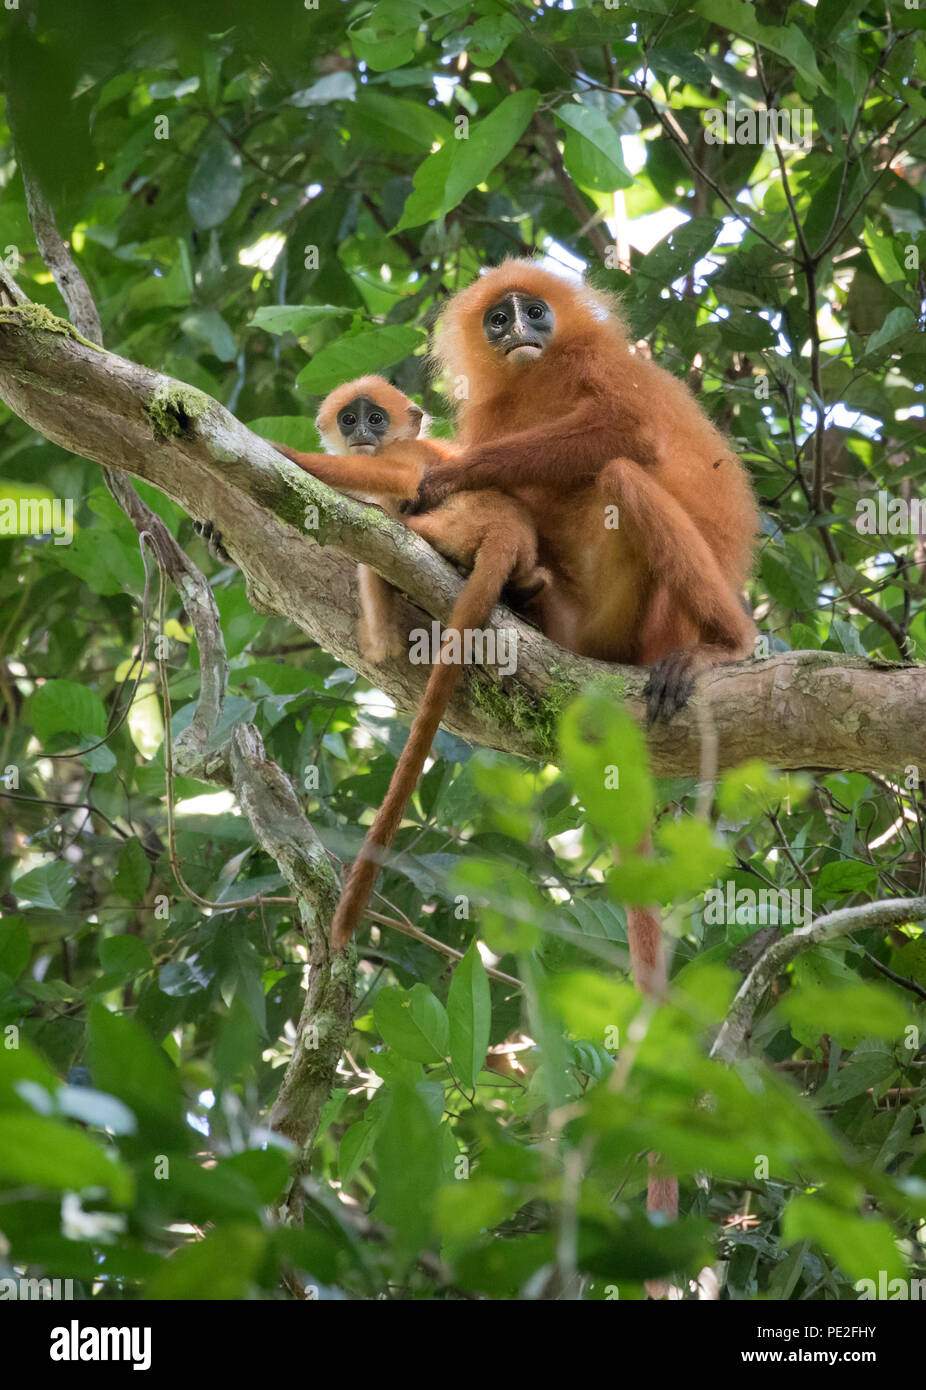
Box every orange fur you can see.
[398,261,759,1230]
[271,378,547,953]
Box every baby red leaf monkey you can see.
[272,376,548,951]
[274,375,434,662]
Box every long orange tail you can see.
[330,545,512,950]
[626,895,679,1225]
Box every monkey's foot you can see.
[644,649,700,723]
[193,520,233,565]
[360,623,405,664]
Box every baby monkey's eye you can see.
[490,311,508,327]
[341,413,357,427]
[527,304,545,320]
[369,412,385,426]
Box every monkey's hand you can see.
[401,464,460,516]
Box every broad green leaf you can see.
[98,934,152,979]
[396,90,539,231]
[180,308,237,362]
[113,837,151,903]
[374,984,450,1063]
[545,971,638,1048]
[32,679,107,742]
[0,916,30,978]
[0,1115,133,1204]
[693,0,825,90]
[374,1083,442,1251]
[783,1196,905,1282]
[447,941,491,1090]
[349,0,421,71]
[814,859,877,898]
[187,137,243,230]
[87,1004,182,1124]
[249,304,352,336]
[295,326,424,394]
[556,104,633,192]
[12,861,73,911]
[558,694,653,852]
[147,1224,266,1299]
[782,981,911,1050]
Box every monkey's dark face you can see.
[483,293,555,364]
[337,396,390,453]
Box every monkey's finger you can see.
[193,519,233,566]
[644,653,696,723]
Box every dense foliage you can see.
[0,0,924,1300]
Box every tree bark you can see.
[0,303,923,778]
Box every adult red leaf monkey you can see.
[385,262,759,1225]
[272,375,548,952]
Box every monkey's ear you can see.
[407,405,424,436]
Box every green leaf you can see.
[0,916,30,978]
[693,0,825,90]
[782,981,911,1050]
[98,934,152,979]
[113,837,151,903]
[374,1084,442,1251]
[447,942,491,1090]
[249,304,353,336]
[31,679,107,742]
[295,326,425,394]
[609,820,730,905]
[863,219,905,285]
[87,1004,182,1125]
[340,1116,382,1184]
[0,1115,133,1204]
[545,971,638,1048]
[290,72,356,106]
[180,309,237,362]
[187,137,243,230]
[349,0,422,72]
[556,104,633,192]
[351,90,452,154]
[147,1224,266,1299]
[374,984,450,1063]
[558,694,653,852]
[12,861,73,911]
[814,859,878,898]
[396,90,539,231]
[813,1052,897,1105]
[782,1196,905,1281]
[863,307,917,359]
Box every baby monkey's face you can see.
[337,397,391,453]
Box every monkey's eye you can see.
[340,412,357,428]
[490,311,508,327]
[527,304,545,320]
[368,411,385,426]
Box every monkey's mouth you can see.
[505,341,544,359]
[350,443,376,452]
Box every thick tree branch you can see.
[0,303,923,777]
